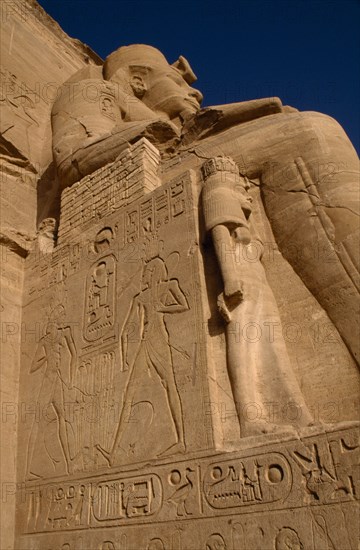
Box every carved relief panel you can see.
[19,166,213,488]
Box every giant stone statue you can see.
[52,44,359,364]
[14,43,359,549]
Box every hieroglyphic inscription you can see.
[91,474,162,522]
[140,197,154,234]
[155,189,170,228]
[205,533,227,550]
[124,174,188,245]
[26,484,88,533]
[27,242,81,297]
[47,485,86,530]
[22,427,359,536]
[58,139,160,244]
[170,178,186,218]
[0,67,39,126]
[125,209,139,243]
[291,428,359,504]
[165,467,201,517]
[203,452,291,509]
[25,474,162,532]
[83,255,116,342]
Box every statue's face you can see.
[142,65,203,122]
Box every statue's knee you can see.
[296,111,354,150]
[277,111,359,179]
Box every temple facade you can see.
[0,2,359,549]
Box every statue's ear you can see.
[129,66,148,98]
[171,55,197,84]
[129,74,147,98]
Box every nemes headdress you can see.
[104,44,197,84]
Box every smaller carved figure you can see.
[239,462,262,502]
[26,304,77,478]
[124,480,151,516]
[99,254,189,464]
[202,157,313,437]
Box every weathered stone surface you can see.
[51,43,360,366]
[0,5,358,549]
[0,2,100,548]
[15,423,360,548]
[15,137,359,548]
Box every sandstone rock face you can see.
[15,136,360,550]
[0,2,100,548]
[0,5,358,549]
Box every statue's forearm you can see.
[182,98,283,143]
[57,120,179,188]
[206,97,283,128]
[211,224,243,301]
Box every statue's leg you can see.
[225,242,313,437]
[258,112,359,364]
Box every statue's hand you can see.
[233,226,251,245]
[141,119,180,141]
[218,284,243,323]
[217,292,232,323]
[181,97,284,144]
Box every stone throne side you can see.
[18,138,217,485]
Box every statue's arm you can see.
[209,96,282,124]
[54,119,179,188]
[182,97,284,142]
[52,75,180,188]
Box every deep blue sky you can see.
[39,0,359,153]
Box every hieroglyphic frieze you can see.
[20,426,359,536]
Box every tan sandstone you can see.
[0,5,359,550]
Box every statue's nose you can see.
[189,88,203,105]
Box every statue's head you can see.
[104,44,203,124]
